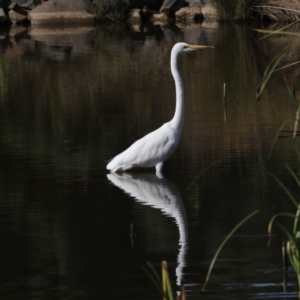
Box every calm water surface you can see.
[0,23,300,299]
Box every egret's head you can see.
[174,42,214,53]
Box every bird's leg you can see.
[155,162,164,178]
[156,170,164,179]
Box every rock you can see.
[160,0,188,17]
[0,7,7,23]
[127,8,168,23]
[127,8,141,23]
[201,3,217,19]
[9,7,28,23]
[175,6,203,22]
[201,19,218,28]
[8,0,39,11]
[9,2,18,10]
[185,0,202,6]
[176,21,202,30]
[151,12,168,22]
[127,23,141,31]
[19,0,40,10]
[28,0,95,25]
[8,25,28,37]
[28,26,97,57]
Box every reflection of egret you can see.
[107,172,188,285]
[107,43,213,175]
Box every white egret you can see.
[107,42,213,174]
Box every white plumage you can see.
[107,42,212,174]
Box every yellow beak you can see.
[188,44,214,50]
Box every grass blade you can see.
[268,119,290,159]
[142,265,162,294]
[256,50,287,100]
[268,213,298,234]
[256,19,300,40]
[187,158,226,190]
[202,210,259,291]
[162,261,174,300]
[267,170,298,207]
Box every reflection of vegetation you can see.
[0,57,9,101]
[2,17,300,300]
[211,0,256,20]
[2,24,297,180]
[0,30,148,177]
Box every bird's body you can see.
[107,42,212,174]
[107,122,179,173]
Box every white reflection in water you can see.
[107,172,188,285]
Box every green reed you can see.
[211,1,300,22]
[268,165,300,296]
[143,261,186,300]
[202,210,259,290]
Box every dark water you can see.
[1,23,300,299]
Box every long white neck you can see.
[170,47,184,135]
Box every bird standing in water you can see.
[107,42,213,175]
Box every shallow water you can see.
[0,23,300,299]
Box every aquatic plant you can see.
[251,1,300,22]
[255,48,287,100]
[201,210,259,290]
[143,261,186,300]
[211,0,300,22]
[254,17,300,101]
[265,71,300,292]
[268,164,300,296]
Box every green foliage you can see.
[268,165,300,294]
[143,261,186,300]
[202,210,259,290]
[256,49,287,100]
[211,0,300,21]
[162,261,174,300]
[261,20,300,287]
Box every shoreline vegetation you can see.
[96,0,300,23]
[1,0,300,26]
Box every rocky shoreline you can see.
[1,0,217,25]
[0,0,96,25]
[1,0,300,26]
